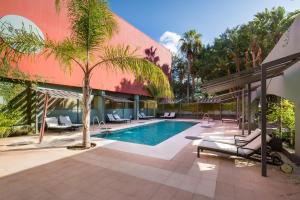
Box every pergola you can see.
[36,87,86,143]
[200,14,300,176]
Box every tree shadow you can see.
[114,78,145,94]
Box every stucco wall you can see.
[0,0,172,96]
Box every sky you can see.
[109,0,300,53]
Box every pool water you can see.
[92,121,197,146]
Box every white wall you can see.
[263,61,300,156]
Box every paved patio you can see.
[1,121,300,200]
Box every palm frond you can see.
[98,45,173,98]
[0,21,45,67]
[44,38,85,73]
[67,0,117,52]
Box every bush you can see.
[0,110,21,138]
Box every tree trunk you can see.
[82,72,91,148]
[191,75,196,101]
[186,60,191,103]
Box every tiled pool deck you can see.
[1,120,300,200]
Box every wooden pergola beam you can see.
[39,93,49,143]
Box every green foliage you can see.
[267,99,295,146]
[172,7,300,99]
[0,80,26,138]
[0,109,21,138]
[268,99,295,131]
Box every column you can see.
[242,88,245,135]
[97,91,105,122]
[247,84,252,135]
[134,95,139,120]
[261,64,267,177]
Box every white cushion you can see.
[59,116,72,126]
[45,117,58,127]
[198,140,238,154]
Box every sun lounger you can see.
[138,113,150,119]
[222,118,238,124]
[160,112,169,118]
[113,114,131,123]
[59,116,82,128]
[165,112,176,119]
[201,128,261,145]
[197,134,271,160]
[106,114,128,123]
[45,117,72,130]
[140,112,154,119]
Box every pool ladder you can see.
[202,113,210,124]
[92,116,107,131]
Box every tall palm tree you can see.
[0,0,172,148]
[179,30,202,102]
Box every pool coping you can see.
[91,119,211,160]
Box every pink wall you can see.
[0,0,172,96]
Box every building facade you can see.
[0,0,172,123]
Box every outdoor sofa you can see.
[45,117,72,130]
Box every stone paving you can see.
[1,121,300,200]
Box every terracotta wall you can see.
[0,0,172,96]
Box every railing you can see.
[92,116,107,131]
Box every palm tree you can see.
[179,30,202,102]
[0,0,172,148]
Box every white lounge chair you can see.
[45,117,71,130]
[59,116,82,128]
[160,112,169,118]
[165,112,176,119]
[202,128,261,145]
[107,114,130,123]
[140,112,154,119]
[197,134,272,160]
[113,114,131,123]
[138,113,148,119]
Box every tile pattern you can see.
[0,121,300,200]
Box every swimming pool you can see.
[92,121,197,146]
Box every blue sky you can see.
[109,0,300,53]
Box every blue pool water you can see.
[92,121,197,146]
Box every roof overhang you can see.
[104,95,133,103]
[36,87,84,99]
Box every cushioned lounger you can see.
[165,112,176,118]
[45,117,72,130]
[140,112,155,119]
[202,128,261,145]
[197,134,271,159]
[160,112,169,118]
[107,114,127,123]
[113,114,131,123]
[59,116,82,128]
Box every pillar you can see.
[96,91,105,122]
[242,88,245,135]
[247,83,251,135]
[261,64,267,177]
[26,83,32,125]
[295,103,300,157]
[134,95,139,120]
